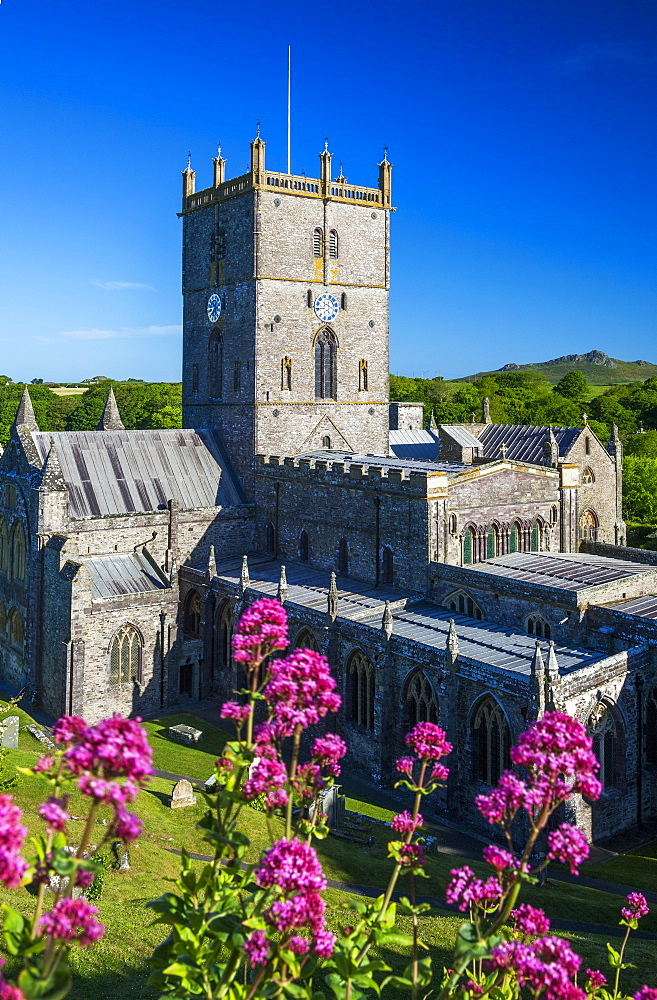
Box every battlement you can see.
[255,453,449,496]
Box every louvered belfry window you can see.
[314,329,337,399]
[312,228,323,257]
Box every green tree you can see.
[554,370,589,402]
[623,456,657,522]
[625,430,657,459]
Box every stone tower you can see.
[180,132,393,495]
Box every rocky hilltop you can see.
[460,350,657,385]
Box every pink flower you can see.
[445,866,502,912]
[431,761,449,781]
[288,935,310,955]
[585,970,607,991]
[264,787,289,810]
[489,936,583,1000]
[220,702,251,723]
[256,838,326,894]
[0,795,28,888]
[395,757,415,774]
[0,979,24,1000]
[33,755,54,774]
[405,721,452,762]
[39,898,105,947]
[399,843,426,868]
[243,929,270,967]
[314,929,336,958]
[75,869,96,890]
[244,756,288,800]
[476,771,531,825]
[547,824,589,875]
[511,904,551,936]
[65,715,153,783]
[38,797,70,833]
[510,711,601,807]
[482,845,516,872]
[391,810,423,835]
[311,733,347,776]
[77,776,139,805]
[232,598,288,664]
[52,715,87,744]
[109,808,143,843]
[634,989,657,1000]
[264,649,341,733]
[622,892,649,924]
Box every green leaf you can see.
[17,965,72,1000]
[606,942,622,968]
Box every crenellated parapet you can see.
[255,453,450,497]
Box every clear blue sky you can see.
[0,0,655,382]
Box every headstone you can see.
[1,716,19,749]
[170,779,196,809]
[309,784,345,829]
[26,724,56,749]
[168,724,203,746]
[118,850,130,871]
[204,774,218,792]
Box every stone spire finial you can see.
[446,618,459,667]
[582,412,588,426]
[277,564,288,605]
[14,387,39,431]
[207,544,216,580]
[607,422,622,460]
[499,442,507,460]
[382,600,393,639]
[327,571,338,621]
[471,411,476,424]
[40,437,67,491]
[429,411,438,432]
[97,388,124,431]
[482,397,491,423]
[182,152,196,204]
[530,640,546,715]
[213,142,226,187]
[239,555,250,594]
[543,426,559,468]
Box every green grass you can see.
[584,839,657,894]
[140,713,232,779]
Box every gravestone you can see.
[309,784,345,829]
[118,850,130,872]
[168,724,202,746]
[26,724,55,749]
[1,716,19,749]
[170,779,196,809]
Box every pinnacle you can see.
[14,387,39,431]
[97,388,125,431]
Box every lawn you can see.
[585,839,657,895]
[140,712,232,779]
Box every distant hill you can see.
[458,350,657,385]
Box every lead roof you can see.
[84,551,170,599]
[476,424,581,463]
[459,552,655,593]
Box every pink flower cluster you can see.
[511,904,551,937]
[38,796,70,834]
[509,711,601,807]
[635,989,657,1000]
[489,935,583,1000]
[390,810,423,835]
[254,838,335,959]
[243,929,270,968]
[264,649,341,735]
[585,970,607,991]
[0,959,23,1000]
[39,897,105,948]
[404,721,452,762]
[0,794,28,888]
[546,823,589,875]
[311,734,347,777]
[220,702,252,724]
[244,754,288,803]
[231,598,288,665]
[622,891,649,924]
[445,865,502,912]
[482,845,517,872]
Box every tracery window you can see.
[588,702,623,790]
[582,467,595,484]
[530,521,541,552]
[359,359,368,392]
[579,509,599,542]
[208,334,223,399]
[444,590,483,620]
[349,650,374,729]
[281,356,292,390]
[406,671,438,728]
[338,538,349,575]
[217,601,233,670]
[8,610,23,650]
[509,522,520,553]
[0,519,8,575]
[295,629,318,652]
[472,698,510,785]
[381,546,393,585]
[109,624,141,686]
[10,522,25,581]
[448,513,458,534]
[312,228,323,257]
[463,527,476,565]
[328,229,339,259]
[526,614,551,640]
[314,329,337,399]
[183,590,201,637]
[486,525,498,559]
[299,530,309,563]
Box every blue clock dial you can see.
[207,293,222,323]
[314,293,339,323]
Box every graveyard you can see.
[0,703,655,998]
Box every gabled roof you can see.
[389,429,440,461]
[477,424,581,463]
[31,428,246,517]
[84,551,170,599]
[440,425,481,449]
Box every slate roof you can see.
[459,552,655,593]
[298,449,469,475]
[476,424,581,463]
[85,552,170,599]
[389,429,440,461]
[440,425,481,449]
[606,594,657,619]
[32,429,246,517]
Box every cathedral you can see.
[1,132,657,843]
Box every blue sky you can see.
[0,0,655,382]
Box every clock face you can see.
[207,293,222,323]
[314,293,339,323]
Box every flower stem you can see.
[284,725,302,839]
[613,925,631,1000]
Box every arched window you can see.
[338,538,348,575]
[530,521,541,552]
[550,505,558,524]
[0,519,8,575]
[381,547,393,585]
[8,609,23,650]
[109,624,141,685]
[349,651,374,729]
[579,509,599,542]
[217,601,233,670]
[265,522,275,554]
[526,614,551,640]
[307,289,314,308]
[312,228,323,257]
[444,591,483,620]
[299,530,309,563]
[281,356,292,390]
[406,672,438,728]
[328,229,339,259]
[208,334,223,399]
[341,292,348,310]
[585,436,591,455]
[0,602,6,634]
[463,527,475,565]
[322,435,331,449]
[10,522,25,581]
[359,359,368,392]
[183,590,201,637]
[582,467,595,484]
[486,526,498,559]
[314,328,337,399]
[588,702,623,790]
[472,698,510,785]
[509,522,520,554]
[645,689,657,766]
[295,629,318,652]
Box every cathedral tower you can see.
[180,132,392,495]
